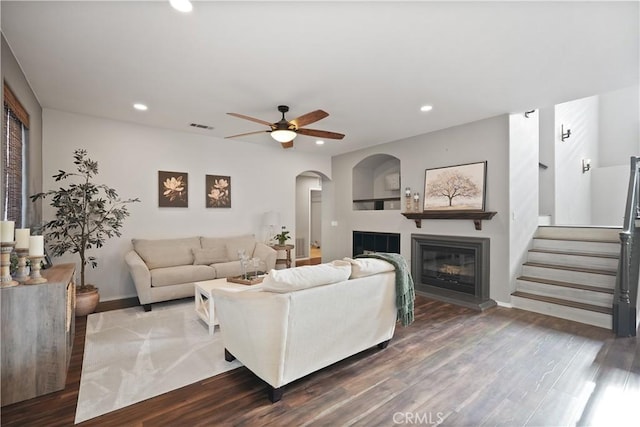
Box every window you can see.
[2,83,29,227]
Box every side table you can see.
[194,278,250,335]
[270,244,294,268]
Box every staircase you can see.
[512,226,621,329]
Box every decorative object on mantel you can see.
[30,149,140,316]
[424,161,487,211]
[412,192,420,212]
[405,187,412,212]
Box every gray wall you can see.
[324,115,513,304]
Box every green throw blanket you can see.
[355,252,415,326]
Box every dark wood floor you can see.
[2,295,638,426]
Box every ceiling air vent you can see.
[189,123,214,130]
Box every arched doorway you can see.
[295,171,326,265]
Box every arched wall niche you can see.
[352,154,401,210]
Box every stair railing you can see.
[613,156,640,337]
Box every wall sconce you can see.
[582,158,591,173]
[561,124,571,141]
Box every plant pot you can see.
[76,287,100,316]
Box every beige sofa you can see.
[213,258,398,402]
[125,234,276,311]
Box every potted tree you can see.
[31,149,140,316]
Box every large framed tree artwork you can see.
[423,161,487,211]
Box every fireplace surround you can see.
[411,234,495,310]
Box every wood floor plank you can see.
[2,295,639,427]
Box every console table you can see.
[270,244,294,268]
[1,263,76,406]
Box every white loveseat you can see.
[125,234,276,311]
[213,258,398,402]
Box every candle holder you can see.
[1,242,19,288]
[413,192,421,213]
[405,187,412,212]
[25,256,47,285]
[14,248,29,283]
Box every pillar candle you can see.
[15,228,30,249]
[29,236,44,256]
[1,221,15,243]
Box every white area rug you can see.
[75,300,242,424]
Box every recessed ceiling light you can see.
[170,0,193,13]
[315,140,325,145]
[420,105,433,112]
[133,103,148,111]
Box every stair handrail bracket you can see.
[613,156,640,337]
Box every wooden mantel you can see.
[402,211,497,230]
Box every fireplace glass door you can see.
[421,245,476,295]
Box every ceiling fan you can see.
[225,105,345,149]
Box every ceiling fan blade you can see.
[290,110,329,128]
[281,141,294,149]
[296,128,345,140]
[227,112,273,127]
[225,130,269,139]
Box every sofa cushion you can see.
[200,236,226,251]
[132,237,200,269]
[150,265,217,287]
[224,235,257,261]
[213,261,244,278]
[262,260,351,293]
[192,248,229,265]
[344,257,395,279]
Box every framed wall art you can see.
[423,161,487,211]
[158,171,188,207]
[206,175,231,208]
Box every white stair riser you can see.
[536,226,621,241]
[521,265,615,288]
[516,279,613,308]
[511,295,612,329]
[532,239,620,256]
[527,252,619,270]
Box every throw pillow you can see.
[262,260,351,293]
[192,247,229,265]
[344,257,395,279]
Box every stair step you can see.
[535,226,622,241]
[527,249,619,270]
[517,276,614,294]
[511,291,613,315]
[511,293,612,329]
[528,248,618,259]
[523,262,616,276]
[516,277,614,308]
[532,238,620,256]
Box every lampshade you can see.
[271,129,297,143]
[263,211,281,226]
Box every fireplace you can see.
[411,234,495,310]
[353,231,400,257]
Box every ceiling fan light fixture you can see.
[271,129,297,143]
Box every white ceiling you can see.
[1,1,638,156]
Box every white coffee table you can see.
[194,278,250,335]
